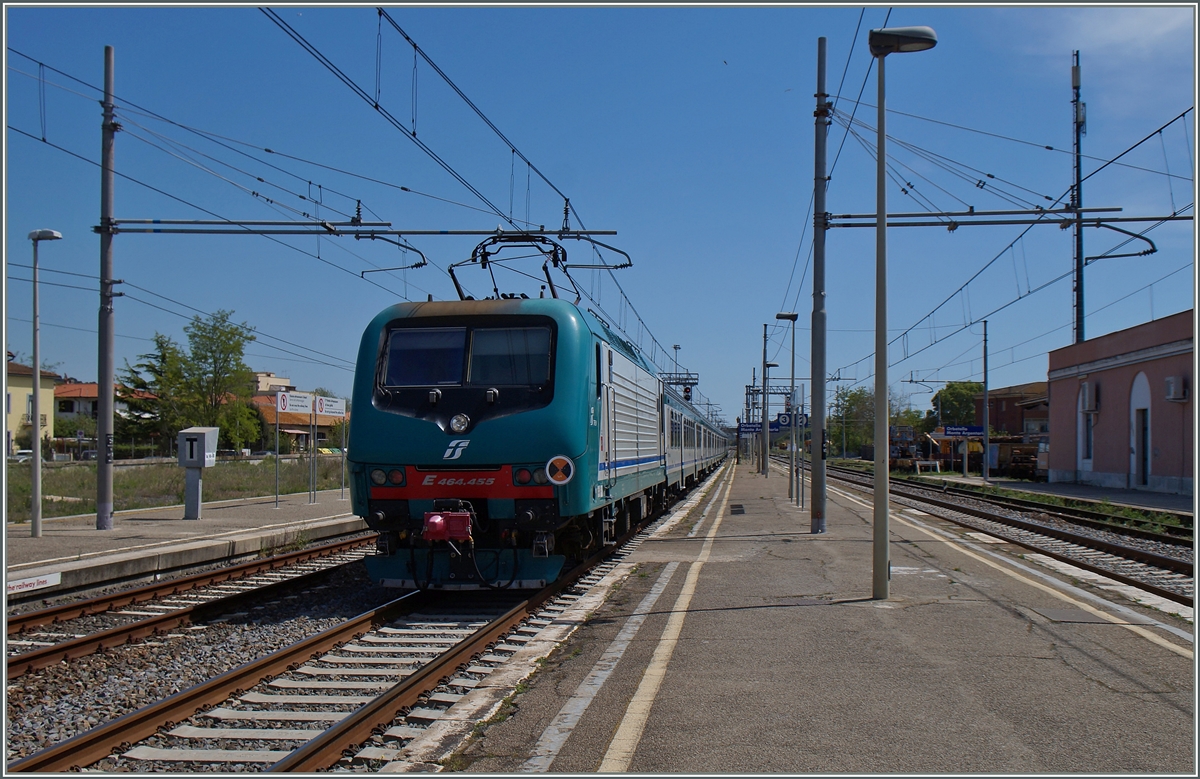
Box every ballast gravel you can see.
[5,563,393,765]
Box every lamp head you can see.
[869,26,937,57]
[776,312,798,322]
[28,229,63,242]
[766,362,779,369]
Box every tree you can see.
[831,386,874,457]
[219,400,260,453]
[56,412,97,455]
[324,417,348,449]
[117,312,259,454]
[118,333,188,454]
[931,382,983,427]
[183,309,257,430]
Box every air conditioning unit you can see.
[1165,376,1189,402]
[1080,381,1098,413]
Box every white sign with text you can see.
[277,392,313,414]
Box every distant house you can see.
[6,360,62,455]
[54,380,154,419]
[973,381,1049,441]
[254,372,296,393]
[1047,309,1192,495]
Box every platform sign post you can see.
[277,392,314,508]
[944,426,982,478]
[315,396,347,501]
[177,427,218,520]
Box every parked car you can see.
[250,450,275,457]
[8,449,34,464]
[80,450,97,461]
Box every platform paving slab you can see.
[437,463,1193,774]
[5,489,367,600]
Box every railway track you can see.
[915,481,1192,541]
[771,456,1193,606]
[6,537,375,679]
[6,470,717,773]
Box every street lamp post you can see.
[28,229,63,539]
[764,360,778,476]
[776,312,798,502]
[869,25,937,600]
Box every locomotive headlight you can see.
[388,468,405,485]
[370,469,387,485]
[533,468,549,485]
[450,413,470,433]
[514,468,532,485]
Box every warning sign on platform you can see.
[7,572,61,595]
[277,392,312,414]
[315,396,346,416]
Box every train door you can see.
[658,383,666,473]
[598,342,613,488]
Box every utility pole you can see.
[1072,50,1086,344]
[761,324,769,476]
[811,36,830,533]
[96,45,117,531]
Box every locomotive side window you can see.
[468,327,551,386]
[385,328,466,387]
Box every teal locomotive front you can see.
[348,298,622,589]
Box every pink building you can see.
[1047,310,1193,495]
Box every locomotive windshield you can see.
[384,326,552,387]
[385,328,466,386]
[469,328,551,385]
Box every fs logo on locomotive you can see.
[443,439,470,460]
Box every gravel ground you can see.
[5,563,394,764]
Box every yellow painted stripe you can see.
[598,473,733,771]
[830,484,1193,660]
[892,510,1194,660]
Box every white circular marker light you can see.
[370,469,387,485]
[545,455,574,486]
[450,414,470,433]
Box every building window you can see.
[1084,414,1094,460]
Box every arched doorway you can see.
[1129,372,1151,489]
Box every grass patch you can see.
[5,456,347,524]
[259,528,312,557]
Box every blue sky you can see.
[4,4,1195,425]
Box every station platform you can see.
[5,490,368,602]
[421,459,1194,774]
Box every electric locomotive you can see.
[348,295,727,590]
